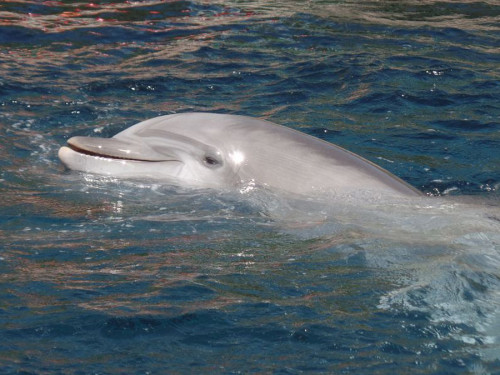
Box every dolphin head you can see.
[58,114,246,189]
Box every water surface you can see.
[1,1,499,374]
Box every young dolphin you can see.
[58,112,422,197]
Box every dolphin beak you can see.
[65,136,177,162]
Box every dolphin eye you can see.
[203,155,222,168]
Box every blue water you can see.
[1,1,499,374]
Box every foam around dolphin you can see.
[58,113,422,197]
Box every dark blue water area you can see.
[1,1,500,374]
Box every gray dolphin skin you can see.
[58,113,422,197]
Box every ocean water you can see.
[1,0,499,374]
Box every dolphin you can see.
[58,112,422,197]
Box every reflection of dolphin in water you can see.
[58,113,422,197]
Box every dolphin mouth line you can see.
[66,143,172,162]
